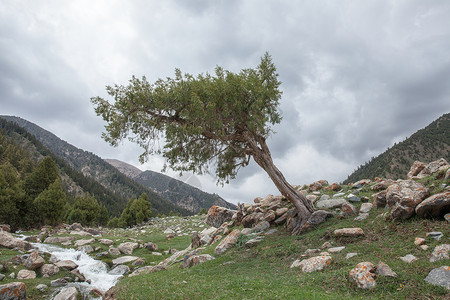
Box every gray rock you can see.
[0,231,32,251]
[253,221,270,233]
[386,180,429,220]
[50,278,68,287]
[328,246,345,253]
[416,192,450,218]
[399,254,417,263]
[78,245,94,253]
[429,244,450,262]
[427,231,443,241]
[99,239,114,245]
[23,251,45,270]
[290,255,332,273]
[205,206,235,228]
[0,274,4,281]
[54,286,78,300]
[111,256,139,265]
[245,237,264,248]
[0,282,26,299]
[55,260,78,270]
[376,261,397,277]
[16,270,36,279]
[346,253,358,259]
[359,203,373,214]
[354,213,369,221]
[298,210,334,233]
[315,198,347,209]
[424,266,450,290]
[347,194,361,202]
[39,264,59,277]
[74,238,95,247]
[35,284,48,293]
[183,254,215,268]
[108,264,130,275]
[215,229,241,255]
[118,242,139,255]
[108,247,121,256]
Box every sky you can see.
[1,1,449,205]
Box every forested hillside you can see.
[344,113,450,183]
[0,116,189,217]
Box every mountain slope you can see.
[0,116,190,216]
[105,159,236,213]
[344,113,450,183]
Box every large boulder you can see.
[111,256,139,265]
[23,251,45,270]
[74,238,95,247]
[424,266,450,290]
[241,212,264,228]
[44,236,75,244]
[315,198,348,209]
[407,161,426,179]
[334,228,364,238]
[205,206,235,228]
[386,180,429,220]
[55,260,78,271]
[215,229,241,255]
[415,192,450,218]
[118,242,139,255]
[0,282,26,300]
[40,264,60,277]
[349,262,376,289]
[417,158,449,178]
[0,231,32,251]
[290,255,332,273]
[298,210,334,233]
[16,270,36,280]
[372,190,387,208]
[108,265,130,276]
[54,286,78,300]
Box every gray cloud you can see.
[1,1,449,204]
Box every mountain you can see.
[0,116,190,217]
[344,113,450,183]
[105,159,237,212]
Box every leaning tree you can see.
[91,53,314,234]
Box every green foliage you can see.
[34,179,67,226]
[92,53,282,184]
[107,216,119,228]
[67,193,107,226]
[23,156,59,199]
[118,193,152,227]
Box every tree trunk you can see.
[250,137,314,235]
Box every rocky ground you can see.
[0,158,449,299]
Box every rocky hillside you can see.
[0,116,189,217]
[344,113,450,184]
[105,159,236,213]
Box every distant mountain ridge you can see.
[344,113,450,183]
[0,115,189,216]
[105,159,236,212]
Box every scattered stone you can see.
[298,210,334,233]
[334,228,364,237]
[99,239,114,246]
[346,253,358,259]
[16,270,36,279]
[129,265,166,277]
[70,230,92,236]
[415,237,426,246]
[132,258,145,266]
[183,254,215,268]
[372,190,387,208]
[341,203,357,216]
[108,247,121,256]
[349,262,376,289]
[112,256,139,265]
[55,260,78,271]
[0,231,32,251]
[321,242,332,249]
[70,268,86,281]
[35,284,47,293]
[376,261,397,277]
[386,180,429,220]
[0,274,4,281]
[108,265,130,276]
[359,203,373,214]
[328,246,345,253]
[415,192,450,218]
[118,242,139,255]
[315,198,347,209]
[78,245,94,254]
[420,245,429,250]
[347,194,361,203]
[264,229,278,235]
[290,255,332,273]
[8,273,14,279]
[424,266,450,290]
[354,213,369,221]
[417,158,449,178]
[430,244,450,262]
[253,221,270,233]
[144,242,159,252]
[407,161,426,179]
[23,251,45,270]
[0,282,26,299]
[400,254,417,263]
[427,231,443,241]
[215,229,241,255]
[245,237,264,248]
[54,286,78,300]
[205,206,235,228]
[44,236,74,244]
[40,264,60,277]
[445,213,450,222]
[275,207,288,217]
[163,228,175,235]
[241,212,264,228]
[74,238,95,247]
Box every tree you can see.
[67,193,105,226]
[92,53,314,234]
[34,179,67,226]
[117,193,152,227]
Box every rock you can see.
[427,231,443,241]
[417,158,449,178]
[44,236,74,244]
[424,266,450,290]
[70,268,86,281]
[386,180,429,220]
[372,190,387,208]
[69,223,83,231]
[99,239,114,245]
[341,203,357,216]
[23,251,45,270]
[55,260,78,270]
[298,210,334,233]
[263,211,276,222]
[163,228,175,234]
[128,265,166,277]
[346,253,358,259]
[109,247,121,256]
[349,262,376,289]
[74,238,95,247]
[35,284,47,293]
[16,270,36,279]
[325,183,341,191]
[399,254,417,263]
[376,261,397,277]
[54,286,78,300]
[309,181,323,191]
[245,237,264,248]
[275,207,288,217]
[0,274,4,281]
[0,231,32,251]
[347,194,361,203]
[253,221,270,233]
[241,213,264,228]
[315,198,347,209]
[407,161,426,179]
[112,256,139,265]
[415,192,450,218]
[414,237,426,246]
[420,245,429,250]
[321,241,332,249]
[305,195,318,204]
[215,229,241,255]
[371,179,394,191]
[118,242,139,255]
[429,244,450,262]
[205,206,235,228]
[445,213,450,222]
[0,225,10,232]
[40,264,60,277]
[132,258,145,266]
[183,254,215,268]
[290,255,332,273]
[144,242,159,252]
[352,179,371,189]
[359,203,373,214]
[334,228,364,237]
[70,230,92,236]
[50,278,68,287]
[328,246,345,253]
[240,228,252,235]
[108,265,130,275]
[354,213,369,221]
[0,282,26,300]
[78,245,94,253]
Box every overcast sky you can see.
[1,1,449,204]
